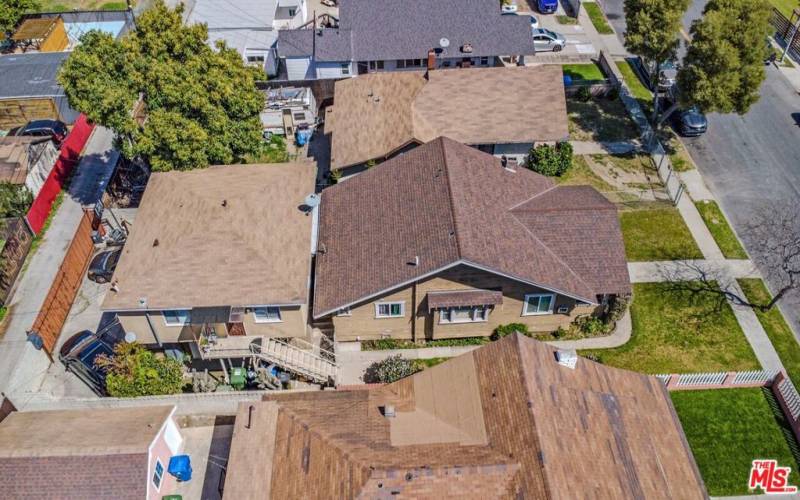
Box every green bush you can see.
[361,336,490,350]
[0,182,33,218]
[364,355,419,383]
[491,323,530,341]
[575,86,592,102]
[96,343,184,397]
[526,142,574,177]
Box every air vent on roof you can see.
[439,37,450,48]
[461,43,473,53]
[304,193,321,208]
[382,405,396,418]
[555,349,578,369]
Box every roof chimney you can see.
[555,349,578,369]
[427,49,436,71]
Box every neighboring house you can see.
[326,65,568,173]
[276,0,536,80]
[186,0,307,76]
[0,405,185,500]
[261,86,317,136]
[222,334,707,498]
[0,136,59,196]
[314,137,630,342]
[0,52,75,130]
[101,163,317,356]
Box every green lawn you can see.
[562,63,605,82]
[619,208,703,261]
[770,0,798,17]
[738,279,800,385]
[557,155,615,192]
[615,60,652,102]
[672,388,800,496]
[694,200,748,259]
[413,357,449,369]
[582,282,760,373]
[583,2,614,35]
[556,14,579,25]
[36,0,130,11]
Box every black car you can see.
[12,119,68,147]
[59,329,117,396]
[674,106,708,137]
[87,249,121,284]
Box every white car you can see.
[532,28,566,52]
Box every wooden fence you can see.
[0,218,35,306]
[770,8,800,62]
[28,210,95,357]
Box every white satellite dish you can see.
[439,37,450,48]
[124,331,137,343]
[304,193,321,208]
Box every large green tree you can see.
[0,0,38,35]
[677,0,772,114]
[58,0,264,171]
[623,0,690,124]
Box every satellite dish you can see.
[304,193,321,208]
[124,331,137,343]
[439,37,450,48]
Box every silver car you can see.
[532,28,566,52]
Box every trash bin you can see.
[168,455,192,482]
[161,496,182,500]
[230,367,246,390]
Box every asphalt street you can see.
[598,0,800,331]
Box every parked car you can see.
[59,329,118,396]
[530,14,539,30]
[532,28,566,52]
[674,106,708,137]
[10,119,68,147]
[632,57,677,91]
[87,249,121,284]
[537,0,558,14]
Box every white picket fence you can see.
[777,375,800,421]
[655,370,778,389]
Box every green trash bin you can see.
[161,496,182,500]
[230,367,246,390]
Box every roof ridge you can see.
[439,139,464,259]
[506,182,559,212]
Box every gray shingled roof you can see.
[278,0,534,61]
[0,52,69,99]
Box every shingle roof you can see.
[328,66,569,169]
[0,52,69,99]
[278,28,353,61]
[222,334,708,499]
[102,163,316,310]
[314,137,630,317]
[277,0,535,61]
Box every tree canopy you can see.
[677,0,772,115]
[96,342,184,397]
[0,0,38,35]
[58,0,264,171]
[624,0,689,65]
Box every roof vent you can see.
[382,405,396,418]
[408,255,419,266]
[439,37,450,48]
[461,43,473,53]
[555,349,578,369]
[318,243,327,254]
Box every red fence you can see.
[25,115,95,234]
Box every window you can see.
[480,56,489,65]
[375,302,404,318]
[340,63,350,75]
[368,60,384,71]
[288,7,296,16]
[253,306,282,323]
[152,459,164,490]
[163,309,190,326]
[336,307,352,317]
[523,294,555,316]
[439,306,489,324]
[293,112,306,121]
[247,55,265,63]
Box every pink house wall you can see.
[147,412,180,499]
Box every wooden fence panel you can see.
[0,218,35,306]
[29,211,95,356]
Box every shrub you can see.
[491,323,530,341]
[526,142,574,177]
[330,169,343,183]
[364,355,419,383]
[96,343,185,397]
[575,85,592,102]
[606,86,620,100]
[575,316,607,335]
[0,182,33,218]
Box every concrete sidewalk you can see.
[0,126,117,403]
[628,260,759,283]
[571,140,640,155]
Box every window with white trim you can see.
[340,63,350,75]
[253,306,282,323]
[375,302,404,318]
[522,294,555,315]
[439,305,489,324]
[163,309,190,326]
[152,458,164,490]
[480,56,490,65]
[288,7,296,16]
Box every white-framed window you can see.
[439,305,489,324]
[368,60,385,71]
[480,56,489,65]
[375,302,404,318]
[340,63,350,75]
[523,294,555,316]
[288,7,296,16]
[163,309,190,326]
[253,306,282,323]
[336,307,352,317]
[152,458,164,490]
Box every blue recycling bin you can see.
[168,455,192,482]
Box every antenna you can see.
[439,38,450,48]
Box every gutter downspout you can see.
[144,311,162,347]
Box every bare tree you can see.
[660,203,800,312]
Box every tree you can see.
[96,342,185,397]
[677,0,772,114]
[0,0,38,35]
[58,0,264,172]
[623,0,689,124]
[364,355,419,383]
[661,202,800,312]
[525,142,573,176]
[0,183,33,218]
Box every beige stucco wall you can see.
[332,264,600,342]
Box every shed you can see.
[0,52,75,130]
[11,17,69,53]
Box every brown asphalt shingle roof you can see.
[102,163,316,311]
[328,66,569,169]
[222,334,708,499]
[314,137,630,317]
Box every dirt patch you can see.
[581,153,669,203]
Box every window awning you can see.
[427,290,503,312]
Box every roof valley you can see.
[439,139,465,260]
